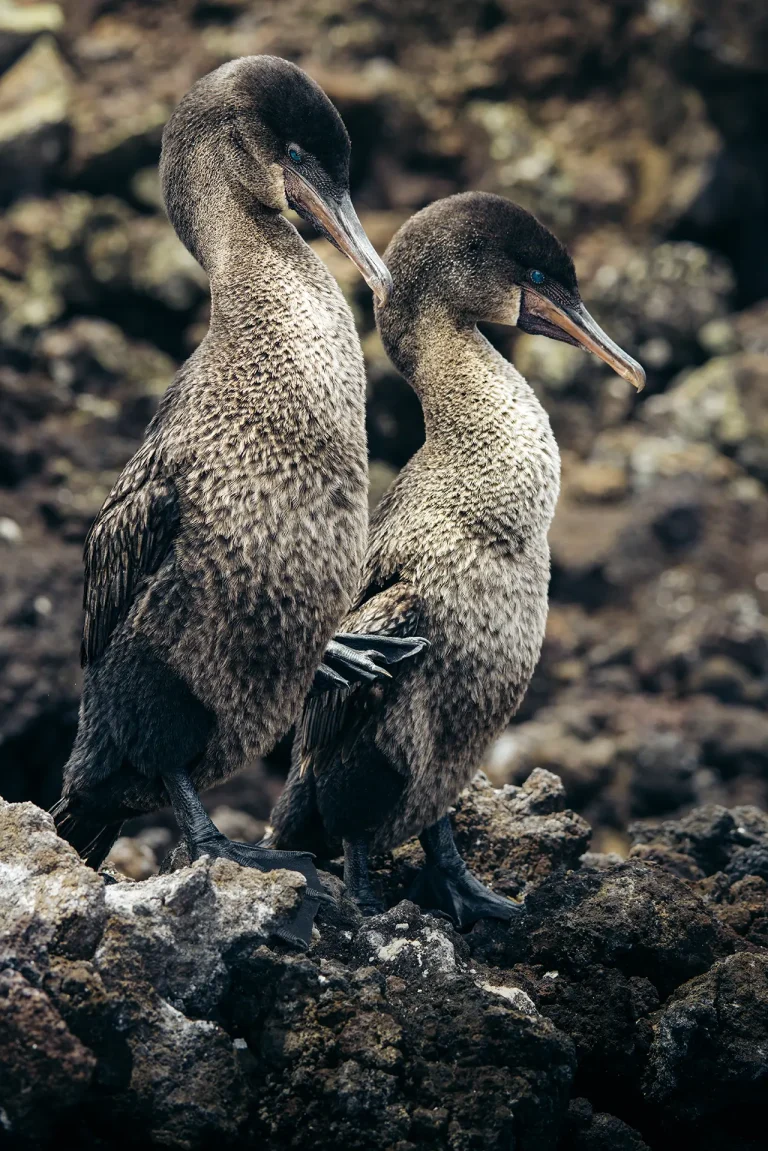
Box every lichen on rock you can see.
[1,771,767,1148]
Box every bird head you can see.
[378,192,644,390]
[160,55,391,303]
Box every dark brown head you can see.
[376,192,644,389]
[160,55,390,300]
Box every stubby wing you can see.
[300,577,425,775]
[81,443,179,667]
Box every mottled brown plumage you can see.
[52,59,400,934]
[270,192,643,925]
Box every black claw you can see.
[319,633,429,693]
[306,887,335,905]
[325,658,381,685]
[273,892,322,950]
[271,925,310,951]
[334,633,430,665]
[324,641,386,681]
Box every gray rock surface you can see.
[1,773,767,1149]
[644,951,768,1125]
[0,795,304,1146]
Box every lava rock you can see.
[629,802,768,877]
[643,952,768,1126]
[228,916,576,1151]
[503,859,731,995]
[0,795,307,1147]
[0,35,72,206]
[95,856,305,1018]
[561,1098,651,1151]
[0,796,106,966]
[646,353,768,485]
[534,964,659,1092]
[452,768,592,893]
[0,967,95,1142]
[1,784,767,1149]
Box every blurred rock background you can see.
[1,0,767,866]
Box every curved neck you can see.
[175,167,276,275]
[202,189,310,323]
[169,183,363,448]
[162,122,291,287]
[385,304,561,546]
[401,307,541,451]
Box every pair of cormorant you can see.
[53,56,644,946]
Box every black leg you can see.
[162,764,222,853]
[408,815,522,929]
[161,765,330,948]
[343,838,384,916]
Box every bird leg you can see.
[408,815,522,929]
[343,838,384,916]
[311,633,428,695]
[161,764,330,948]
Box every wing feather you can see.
[81,442,179,666]
[300,577,425,776]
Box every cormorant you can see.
[53,56,422,946]
[269,192,644,927]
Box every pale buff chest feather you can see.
[363,340,561,849]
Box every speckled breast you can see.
[428,540,551,767]
[157,266,369,762]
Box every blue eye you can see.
[529,269,545,285]
[287,146,302,164]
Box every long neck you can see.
[197,183,316,322]
[409,309,546,456]
[161,174,364,456]
[162,132,326,331]
[388,306,562,545]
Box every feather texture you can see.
[299,577,425,777]
[81,439,179,667]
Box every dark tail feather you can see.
[50,796,123,870]
[267,737,339,859]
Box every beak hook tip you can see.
[629,364,646,393]
[374,277,393,307]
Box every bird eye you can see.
[287,146,303,165]
[529,269,546,285]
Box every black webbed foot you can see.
[334,633,429,667]
[194,835,332,950]
[270,891,323,951]
[412,814,522,929]
[311,633,429,695]
[407,861,521,930]
[193,834,331,902]
[161,765,329,949]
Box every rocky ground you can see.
[2,769,767,1150]
[2,0,768,848]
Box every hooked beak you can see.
[284,170,392,305]
[520,291,646,391]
